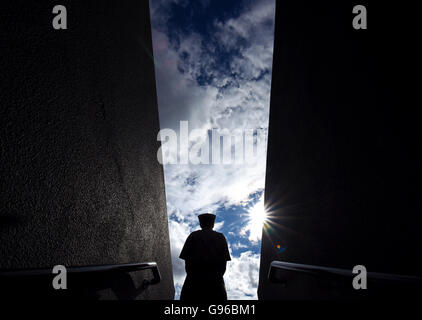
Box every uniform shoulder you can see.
[189,230,202,237]
[214,231,227,239]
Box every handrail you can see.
[268,261,422,286]
[0,262,161,285]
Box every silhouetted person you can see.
[179,213,231,301]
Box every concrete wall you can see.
[0,1,174,299]
[259,1,421,299]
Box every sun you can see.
[246,197,267,242]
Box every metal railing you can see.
[1,262,161,285]
[0,262,161,299]
[268,260,422,286]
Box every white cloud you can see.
[225,250,261,299]
[232,242,248,250]
[214,221,225,231]
[168,219,191,291]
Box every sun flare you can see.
[246,197,267,242]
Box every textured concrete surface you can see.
[259,1,421,299]
[0,1,174,299]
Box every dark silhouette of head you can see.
[198,213,216,230]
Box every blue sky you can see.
[149,0,275,299]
